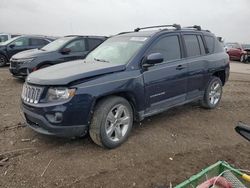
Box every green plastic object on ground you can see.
[175,161,250,188]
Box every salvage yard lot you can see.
[0,61,250,188]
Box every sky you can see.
[1,0,250,43]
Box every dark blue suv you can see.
[21,25,230,149]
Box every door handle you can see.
[176,65,186,70]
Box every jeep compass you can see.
[21,24,230,149]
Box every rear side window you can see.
[204,36,215,53]
[148,35,181,62]
[88,38,103,51]
[30,38,49,46]
[183,35,201,57]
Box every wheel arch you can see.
[92,91,140,122]
[212,70,226,86]
[0,52,8,60]
[37,61,53,69]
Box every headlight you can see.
[46,87,76,102]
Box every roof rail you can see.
[134,24,181,32]
[64,35,107,38]
[117,31,134,35]
[183,25,202,31]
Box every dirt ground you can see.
[0,62,250,188]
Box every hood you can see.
[27,60,126,85]
[12,48,52,59]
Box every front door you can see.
[7,37,30,58]
[142,34,188,114]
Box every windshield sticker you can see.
[130,37,148,42]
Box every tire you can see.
[89,96,133,149]
[240,54,246,63]
[0,54,7,67]
[201,76,223,109]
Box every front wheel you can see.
[240,54,247,63]
[201,77,223,109]
[89,96,133,149]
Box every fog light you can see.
[46,112,63,123]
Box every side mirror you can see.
[9,44,15,48]
[142,53,164,68]
[235,122,250,142]
[60,48,71,54]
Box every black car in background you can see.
[9,35,107,77]
[0,36,54,67]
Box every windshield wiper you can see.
[94,58,109,63]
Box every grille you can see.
[10,59,25,68]
[22,84,43,104]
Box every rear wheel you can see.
[240,54,247,63]
[89,96,133,149]
[201,76,223,109]
[0,54,7,67]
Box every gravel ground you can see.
[0,62,250,188]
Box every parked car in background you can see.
[9,35,107,78]
[0,35,54,67]
[0,33,20,43]
[225,42,248,62]
[242,44,250,62]
[21,24,229,148]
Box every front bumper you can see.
[22,104,88,138]
[9,66,28,77]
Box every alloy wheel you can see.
[209,81,222,105]
[105,104,131,142]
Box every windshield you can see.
[0,36,19,45]
[85,36,148,64]
[242,44,250,49]
[41,37,75,51]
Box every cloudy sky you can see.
[1,0,250,43]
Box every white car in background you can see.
[0,33,20,43]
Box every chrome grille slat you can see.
[22,84,43,104]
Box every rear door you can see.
[182,34,207,100]
[142,34,188,114]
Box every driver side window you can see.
[148,35,181,62]
[11,37,29,47]
[65,39,86,52]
